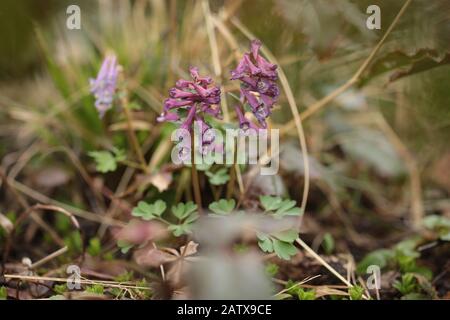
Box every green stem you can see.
[191,134,203,215]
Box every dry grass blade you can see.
[30,246,69,270]
[3,274,151,291]
[295,238,370,300]
[201,0,230,122]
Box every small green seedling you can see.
[393,273,417,295]
[349,285,365,300]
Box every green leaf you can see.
[361,1,450,85]
[393,273,417,295]
[423,214,450,229]
[260,196,302,217]
[395,238,420,259]
[205,168,230,185]
[114,271,134,283]
[273,229,298,243]
[298,288,316,300]
[356,249,395,274]
[322,233,335,255]
[112,147,126,162]
[64,231,82,253]
[272,239,298,260]
[168,202,198,236]
[208,199,236,215]
[265,263,279,277]
[274,200,302,217]
[259,195,283,211]
[168,223,194,237]
[440,232,450,241]
[171,201,197,220]
[153,200,167,216]
[275,199,296,213]
[0,286,7,300]
[88,150,118,173]
[423,215,450,241]
[85,284,104,295]
[53,284,67,295]
[171,203,185,219]
[117,240,133,254]
[132,201,153,220]
[184,212,199,224]
[132,200,166,220]
[284,279,301,296]
[257,234,274,253]
[87,237,101,256]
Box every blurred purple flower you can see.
[89,55,120,118]
[231,40,279,128]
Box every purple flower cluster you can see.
[158,66,222,126]
[158,67,222,156]
[89,55,120,118]
[231,39,279,129]
[157,40,278,159]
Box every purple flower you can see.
[234,105,259,131]
[195,118,216,155]
[158,67,223,158]
[231,40,279,128]
[89,55,120,118]
[158,66,222,131]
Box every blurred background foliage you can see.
[0,0,449,222]
[3,0,448,155]
[0,0,449,299]
[0,0,449,207]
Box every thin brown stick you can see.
[273,274,322,297]
[296,238,370,300]
[30,246,69,270]
[9,179,125,227]
[3,274,151,291]
[1,168,66,247]
[2,204,80,270]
